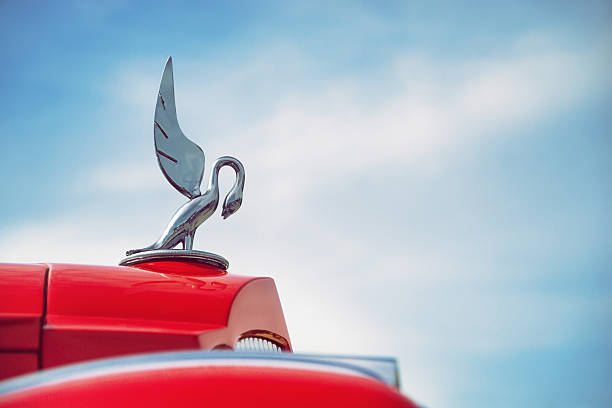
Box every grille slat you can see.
[235,336,282,353]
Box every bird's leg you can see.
[184,232,194,250]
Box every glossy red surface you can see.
[0,365,418,408]
[43,263,291,368]
[0,264,47,379]
[0,264,47,351]
[0,353,37,381]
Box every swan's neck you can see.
[204,156,245,197]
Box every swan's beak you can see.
[222,197,242,219]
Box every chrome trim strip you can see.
[0,351,400,395]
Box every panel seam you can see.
[37,265,50,370]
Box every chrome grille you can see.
[235,336,282,353]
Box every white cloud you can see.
[83,161,166,194]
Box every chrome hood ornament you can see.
[121,57,245,265]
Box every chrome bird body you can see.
[126,57,245,256]
[126,156,244,255]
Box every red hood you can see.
[0,261,291,379]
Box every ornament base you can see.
[119,249,229,271]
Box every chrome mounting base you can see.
[119,249,229,270]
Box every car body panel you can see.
[0,264,47,380]
[0,351,418,408]
[0,261,290,376]
[0,264,47,350]
[43,263,291,368]
[0,261,418,407]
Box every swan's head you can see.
[222,188,243,219]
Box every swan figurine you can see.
[126,57,245,256]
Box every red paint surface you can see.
[0,261,413,407]
[0,353,38,380]
[0,264,47,352]
[0,365,418,408]
[43,263,291,368]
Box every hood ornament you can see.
[120,57,245,269]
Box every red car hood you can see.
[0,261,290,379]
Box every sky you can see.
[1,1,611,406]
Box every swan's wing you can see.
[154,57,205,199]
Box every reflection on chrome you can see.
[235,337,282,353]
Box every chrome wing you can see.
[154,57,205,199]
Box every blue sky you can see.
[1,1,611,406]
